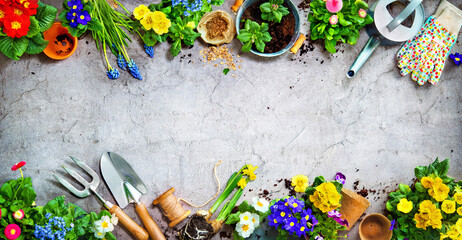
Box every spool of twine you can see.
[153,161,222,227]
[153,187,191,227]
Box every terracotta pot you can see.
[43,22,78,60]
[359,213,392,240]
[338,189,370,230]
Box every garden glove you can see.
[396,0,462,85]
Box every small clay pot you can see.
[359,213,392,240]
[43,22,78,60]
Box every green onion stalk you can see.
[179,165,255,240]
[88,0,142,80]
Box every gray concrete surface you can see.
[1,0,462,239]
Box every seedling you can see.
[260,0,290,23]
[237,19,272,53]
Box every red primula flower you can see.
[0,5,12,26]
[11,161,26,171]
[16,0,37,16]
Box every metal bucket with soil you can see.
[234,0,302,57]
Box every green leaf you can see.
[233,231,245,240]
[414,166,427,180]
[242,41,252,52]
[255,39,265,52]
[27,17,40,38]
[386,200,394,211]
[346,34,357,45]
[143,31,159,46]
[170,38,181,56]
[25,33,49,55]
[225,212,240,224]
[0,36,29,60]
[355,0,369,9]
[260,3,272,13]
[237,32,252,42]
[325,39,336,53]
[87,19,103,32]
[274,11,282,23]
[261,32,271,42]
[415,182,425,192]
[339,18,352,26]
[35,4,58,32]
[0,182,13,199]
[436,158,450,176]
[250,21,259,33]
[261,22,269,32]
[327,28,335,36]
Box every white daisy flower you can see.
[250,213,260,227]
[252,197,269,213]
[236,222,255,238]
[239,212,254,225]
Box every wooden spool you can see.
[153,187,191,227]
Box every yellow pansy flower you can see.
[186,21,195,29]
[457,207,462,216]
[454,193,462,205]
[309,182,341,213]
[442,200,456,214]
[456,218,462,233]
[397,198,413,213]
[151,11,171,35]
[133,5,150,20]
[421,177,434,188]
[291,175,308,193]
[243,164,258,181]
[140,12,155,30]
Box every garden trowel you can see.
[101,152,166,240]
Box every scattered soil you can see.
[240,0,296,53]
[54,34,74,56]
[297,0,311,11]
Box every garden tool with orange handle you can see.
[396,0,462,85]
[53,156,149,240]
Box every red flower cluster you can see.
[0,0,38,38]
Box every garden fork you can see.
[53,156,149,240]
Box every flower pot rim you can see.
[43,22,78,60]
[235,0,301,57]
[359,213,392,240]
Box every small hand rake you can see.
[53,156,149,240]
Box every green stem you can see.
[216,188,243,221]
[13,169,24,200]
[208,166,246,214]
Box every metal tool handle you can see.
[136,203,166,240]
[386,0,423,31]
[109,205,149,240]
[347,36,381,78]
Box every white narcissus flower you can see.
[94,215,114,233]
[239,212,254,225]
[236,222,255,238]
[252,197,269,213]
[250,213,260,227]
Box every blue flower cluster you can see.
[171,0,208,16]
[117,54,127,70]
[128,60,142,80]
[268,196,318,238]
[144,45,154,58]
[66,0,91,28]
[34,213,73,240]
[107,68,120,80]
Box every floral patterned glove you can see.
[396,1,462,85]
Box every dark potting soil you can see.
[179,214,214,240]
[240,0,295,53]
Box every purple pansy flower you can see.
[294,222,307,237]
[286,196,305,213]
[268,213,282,227]
[450,53,461,66]
[328,210,349,227]
[335,172,346,184]
[390,219,396,230]
[67,0,83,11]
[283,217,298,234]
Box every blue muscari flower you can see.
[107,68,120,80]
[127,60,142,80]
[45,213,52,219]
[144,44,154,58]
[183,10,190,16]
[117,55,127,70]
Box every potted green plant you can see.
[308,0,373,53]
[0,0,57,60]
[234,0,302,57]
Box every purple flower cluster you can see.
[268,196,318,237]
[327,210,349,227]
[66,0,91,28]
[335,172,346,185]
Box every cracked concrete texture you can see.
[1,0,462,239]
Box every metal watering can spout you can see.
[347,36,381,78]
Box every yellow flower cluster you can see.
[133,5,171,35]
[440,218,462,240]
[291,175,308,193]
[414,200,442,230]
[421,177,450,202]
[238,164,258,189]
[309,182,341,213]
